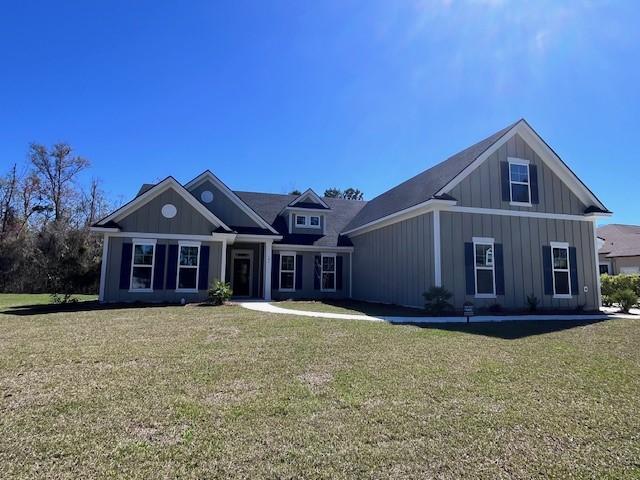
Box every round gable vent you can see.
[201,190,214,203]
[161,203,177,218]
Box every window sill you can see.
[321,289,337,293]
[176,289,198,293]
[279,288,296,292]
[475,294,496,299]
[553,294,573,299]
[129,289,153,293]
[509,201,532,207]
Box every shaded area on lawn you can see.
[1,300,180,316]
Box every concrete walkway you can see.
[238,301,633,324]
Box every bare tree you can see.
[0,164,18,237]
[29,143,90,223]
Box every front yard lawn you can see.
[273,299,427,316]
[1,294,639,478]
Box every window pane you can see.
[322,272,335,290]
[310,216,320,226]
[280,272,294,289]
[322,256,335,272]
[281,255,294,271]
[476,269,494,294]
[134,245,154,265]
[178,268,197,289]
[510,164,529,182]
[132,266,152,289]
[554,271,570,295]
[296,216,306,225]
[475,244,493,267]
[553,248,568,269]
[599,265,609,275]
[511,183,530,203]
[179,246,199,266]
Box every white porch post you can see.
[98,234,110,303]
[220,239,228,283]
[263,240,273,300]
[592,218,602,309]
[434,209,442,287]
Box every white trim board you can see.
[288,188,330,209]
[435,120,608,211]
[184,170,279,234]
[444,205,605,222]
[90,230,237,242]
[273,244,354,253]
[95,177,232,232]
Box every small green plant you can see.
[612,289,638,313]
[423,286,453,316]
[208,281,233,305]
[526,294,539,312]
[50,293,78,304]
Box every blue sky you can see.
[1,1,638,224]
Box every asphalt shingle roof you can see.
[235,191,367,247]
[344,120,520,231]
[597,224,640,258]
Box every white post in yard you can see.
[263,240,273,300]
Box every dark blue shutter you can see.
[295,255,303,290]
[464,242,475,295]
[336,256,343,290]
[314,255,321,290]
[529,164,539,204]
[166,244,178,290]
[198,246,210,290]
[153,244,166,290]
[494,243,505,295]
[272,254,280,290]
[569,247,578,295]
[501,161,510,202]
[542,245,553,295]
[119,242,133,290]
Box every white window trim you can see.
[279,252,296,292]
[472,237,496,299]
[295,215,307,226]
[176,240,201,293]
[599,261,611,275]
[129,239,157,293]
[550,241,572,298]
[508,158,532,207]
[309,215,321,229]
[294,214,322,229]
[321,253,337,292]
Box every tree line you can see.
[0,143,111,299]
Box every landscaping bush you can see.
[208,281,233,305]
[601,274,640,308]
[526,294,539,312]
[423,286,453,315]
[611,289,638,313]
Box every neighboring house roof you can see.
[236,191,367,247]
[597,224,640,258]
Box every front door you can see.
[232,251,253,297]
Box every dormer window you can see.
[296,215,307,226]
[294,215,321,229]
[310,216,320,227]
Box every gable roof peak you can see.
[288,188,330,209]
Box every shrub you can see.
[488,303,502,314]
[601,274,640,307]
[526,294,539,312]
[208,281,233,305]
[423,286,453,315]
[611,288,638,313]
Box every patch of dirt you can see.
[206,379,258,405]
[298,371,333,393]
[128,421,189,445]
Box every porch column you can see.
[98,234,110,303]
[220,239,228,283]
[434,208,442,287]
[263,240,273,300]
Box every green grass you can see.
[1,294,639,478]
[0,293,97,311]
[273,299,427,316]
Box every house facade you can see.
[91,119,610,311]
[597,224,640,275]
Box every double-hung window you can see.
[279,253,296,291]
[473,237,495,297]
[509,159,531,205]
[321,254,336,291]
[177,241,200,292]
[295,214,321,228]
[130,240,156,292]
[551,242,571,297]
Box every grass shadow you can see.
[1,300,187,316]
[396,318,608,340]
